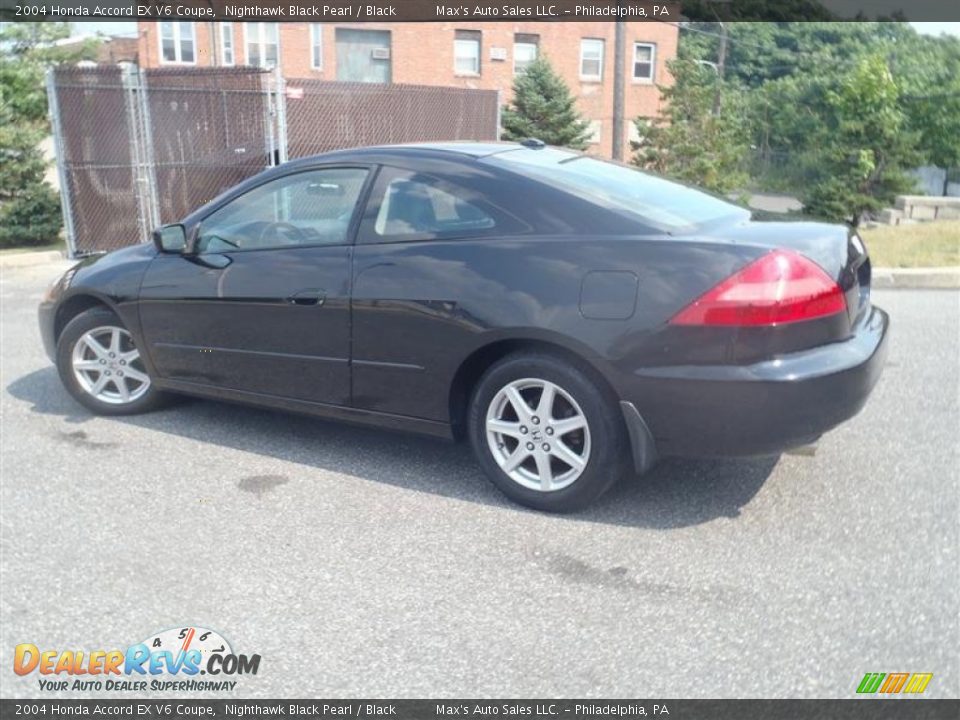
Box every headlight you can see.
[41,278,60,304]
[41,266,77,303]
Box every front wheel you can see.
[468,353,628,512]
[56,307,166,415]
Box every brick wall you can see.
[137,21,678,159]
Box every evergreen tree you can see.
[0,23,98,248]
[501,56,591,150]
[631,58,750,194]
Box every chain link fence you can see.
[48,66,500,257]
[283,79,499,159]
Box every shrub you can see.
[0,182,62,248]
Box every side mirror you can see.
[153,224,187,254]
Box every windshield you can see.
[486,148,747,232]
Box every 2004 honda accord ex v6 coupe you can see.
[40,142,889,512]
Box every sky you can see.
[68,20,960,40]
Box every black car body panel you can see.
[39,143,889,465]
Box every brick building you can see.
[136,21,677,158]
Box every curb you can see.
[872,267,960,290]
[0,250,67,269]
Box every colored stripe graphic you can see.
[856,672,933,694]
[880,673,909,693]
[903,673,934,694]
[857,673,885,693]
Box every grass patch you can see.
[0,240,64,256]
[860,221,960,268]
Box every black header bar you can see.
[0,699,958,719]
[2,0,960,22]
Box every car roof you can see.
[282,141,579,170]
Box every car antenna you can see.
[520,138,546,149]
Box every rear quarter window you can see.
[359,167,527,243]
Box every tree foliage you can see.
[653,21,960,222]
[680,22,960,172]
[0,23,97,247]
[801,55,920,224]
[501,55,592,150]
[631,58,749,194]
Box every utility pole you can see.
[712,21,727,117]
[612,17,626,160]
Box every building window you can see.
[579,38,604,81]
[513,34,539,75]
[454,30,481,76]
[245,23,279,69]
[310,24,323,70]
[633,42,656,82]
[220,23,234,66]
[159,22,195,65]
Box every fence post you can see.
[274,67,289,164]
[46,68,77,258]
[495,89,502,141]
[263,72,277,167]
[134,66,161,231]
[121,64,151,245]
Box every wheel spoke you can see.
[123,367,150,384]
[502,446,530,473]
[83,335,109,359]
[551,415,587,436]
[90,374,110,395]
[109,328,121,355]
[534,453,554,491]
[550,439,586,471]
[113,376,131,402]
[505,386,531,422]
[536,383,556,420]
[121,349,140,363]
[488,419,523,438]
[74,360,103,372]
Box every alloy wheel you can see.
[485,378,591,492]
[71,326,151,405]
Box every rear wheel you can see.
[56,307,165,415]
[468,353,627,512]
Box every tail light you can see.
[670,250,847,327]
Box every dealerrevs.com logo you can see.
[14,626,261,692]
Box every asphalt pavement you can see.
[1,260,957,699]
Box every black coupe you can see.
[39,142,889,511]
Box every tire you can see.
[468,352,628,512]
[56,307,166,416]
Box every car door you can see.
[350,166,527,420]
[138,166,371,406]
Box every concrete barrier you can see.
[893,195,960,222]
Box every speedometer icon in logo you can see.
[141,626,233,669]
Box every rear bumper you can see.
[623,305,890,457]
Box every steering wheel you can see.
[258,221,307,247]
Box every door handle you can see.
[286,290,326,306]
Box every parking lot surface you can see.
[1,261,957,698]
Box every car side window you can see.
[374,177,495,237]
[196,168,369,253]
[363,170,505,242]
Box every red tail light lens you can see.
[670,250,847,326]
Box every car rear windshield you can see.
[486,148,748,232]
